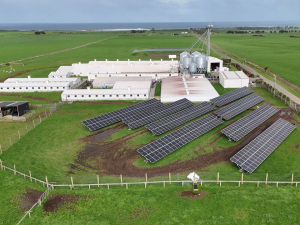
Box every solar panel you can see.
[82,99,164,131]
[230,118,296,173]
[210,86,254,107]
[221,104,279,141]
[146,102,216,135]
[137,114,224,163]
[123,98,194,129]
[215,93,264,120]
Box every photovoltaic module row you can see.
[146,102,216,135]
[137,114,224,163]
[123,98,194,129]
[82,99,164,131]
[221,104,279,141]
[215,93,264,120]
[210,86,254,107]
[230,118,296,173]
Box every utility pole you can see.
[273,74,276,98]
[206,24,213,57]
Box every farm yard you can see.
[1,29,300,224]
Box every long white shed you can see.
[0,82,73,92]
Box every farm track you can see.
[69,108,295,176]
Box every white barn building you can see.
[48,66,74,78]
[93,77,152,88]
[219,71,249,88]
[0,82,73,92]
[4,76,81,88]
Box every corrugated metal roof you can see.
[4,78,79,83]
[0,101,28,107]
[62,88,149,95]
[0,82,72,87]
[113,81,152,90]
[220,71,249,80]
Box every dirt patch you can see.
[129,206,153,220]
[296,145,299,149]
[0,66,58,82]
[44,193,91,213]
[0,93,58,103]
[179,190,209,200]
[17,188,44,211]
[69,107,297,175]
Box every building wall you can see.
[221,79,249,88]
[88,73,177,81]
[0,86,70,92]
[61,93,149,101]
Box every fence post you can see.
[217,172,220,184]
[0,159,2,169]
[265,173,268,185]
[38,199,42,206]
[241,173,244,185]
[46,176,49,188]
[33,120,35,128]
[145,173,148,184]
[292,173,294,185]
[97,175,100,187]
[120,174,123,186]
[29,171,32,182]
[71,177,74,189]
[9,137,12,146]
[18,131,21,139]
[169,173,171,184]
[163,181,165,187]
[14,164,16,175]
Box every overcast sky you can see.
[0,0,299,23]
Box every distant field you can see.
[211,31,300,87]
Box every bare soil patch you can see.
[17,188,44,211]
[44,193,91,213]
[129,206,154,220]
[179,190,209,200]
[69,107,296,176]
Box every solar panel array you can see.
[137,114,224,163]
[215,93,264,120]
[123,98,194,129]
[221,104,279,141]
[146,102,216,135]
[210,86,254,107]
[230,118,296,173]
[82,99,163,131]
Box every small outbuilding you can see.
[0,101,29,117]
[219,71,249,88]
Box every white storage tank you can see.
[189,63,197,73]
[183,55,191,69]
[196,54,207,69]
[180,51,189,65]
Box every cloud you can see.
[159,0,194,4]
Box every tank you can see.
[189,63,196,73]
[191,51,201,63]
[183,55,191,69]
[196,54,207,69]
[180,51,189,64]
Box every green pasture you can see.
[22,184,300,225]
[1,87,299,184]
[0,170,45,225]
[211,31,300,87]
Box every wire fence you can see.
[0,103,61,154]
[1,161,300,224]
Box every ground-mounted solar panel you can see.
[230,118,296,173]
[146,102,216,135]
[123,98,194,129]
[221,104,279,141]
[215,93,264,120]
[137,114,224,163]
[210,86,254,107]
[82,99,164,131]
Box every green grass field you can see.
[1,29,300,224]
[211,31,300,87]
